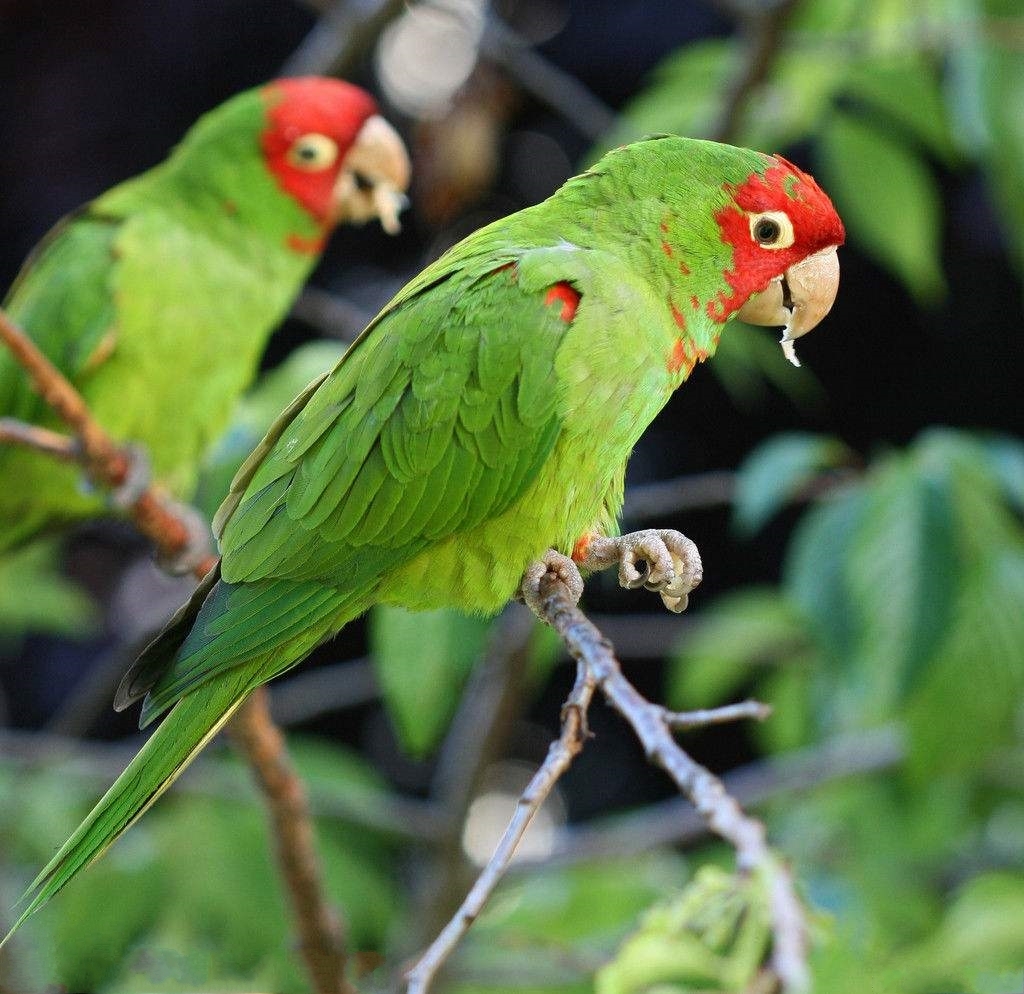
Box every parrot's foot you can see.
[154,499,215,576]
[107,443,152,509]
[520,549,585,618]
[577,529,702,613]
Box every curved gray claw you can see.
[577,529,702,614]
[520,549,585,619]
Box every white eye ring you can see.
[286,133,339,172]
[749,210,795,249]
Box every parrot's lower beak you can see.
[333,114,411,234]
[735,246,841,367]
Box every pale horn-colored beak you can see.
[735,246,841,367]
[333,114,411,234]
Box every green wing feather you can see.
[127,253,573,726]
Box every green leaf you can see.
[369,604,492,756]
[817,110,946,303]
[595,866,771,994]
[667,587,810,709]
[947,0,1024,277]
[979,433,1024,514]
[784,485,867,668]
[0,539,98,639]
[593,40,734,155]
[887,873,1024,991]
[449,855,688,994]
[842,458,959,712]
[732,432,853,536]
[842,56,959,164]
[906,548,1024,776]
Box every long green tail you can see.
[2,668,253,944]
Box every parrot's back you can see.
[0,91,322,553]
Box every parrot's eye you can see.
[749,211,795,249]
[286,133,339,172]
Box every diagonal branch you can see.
[405,564,807,993]
[405,659,597,994]
[0,306,347,994]
[533,570,809,991]
[228,688,355,994]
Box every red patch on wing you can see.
[287,232,327,255]
[710,157,845,322]
[690,294,700,310]
[571,533,592,563]
[678,260,691,275]
[661,240,673,257]
[260,77,377,236]
[544,282,581,323]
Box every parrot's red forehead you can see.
[731,156,845,250]
[262,77,377,148]
[709,156,845,322]
[260,77,378,229]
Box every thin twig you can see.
[405,659,596,994]
[532,571,809,992]
[283,0,410,79]
[0,418,80,461]
[412,605,538,946]
[229,688,354,994]
[0,308,209,570]
[540,724,905,866]
[479,17,617,142]
[0,726,446,841]
[658,698,772,730]
[709,0,800,144]
[0,305,348,994]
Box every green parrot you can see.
[0,76,409,554]
[2,135,843,939]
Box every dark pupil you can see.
[755,219,780,243]
[298,144,319,161]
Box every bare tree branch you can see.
[406,564,809,993]
[709,0,801,144]
[405,658,596,994]
[530,570,809,991]
[479,17,617,142]
[229,688,354,994]
[541,724,905,865]
[283,0,410,79]
[0,305,349,994]
[411,605,537,946]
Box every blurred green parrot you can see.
[0,76,409,553]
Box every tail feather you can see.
[1,666,252,946]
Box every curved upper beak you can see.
[735,246,841,367]
[333,114,411,234]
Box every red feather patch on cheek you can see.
[711,158,844,322]
[544,282,580,323]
